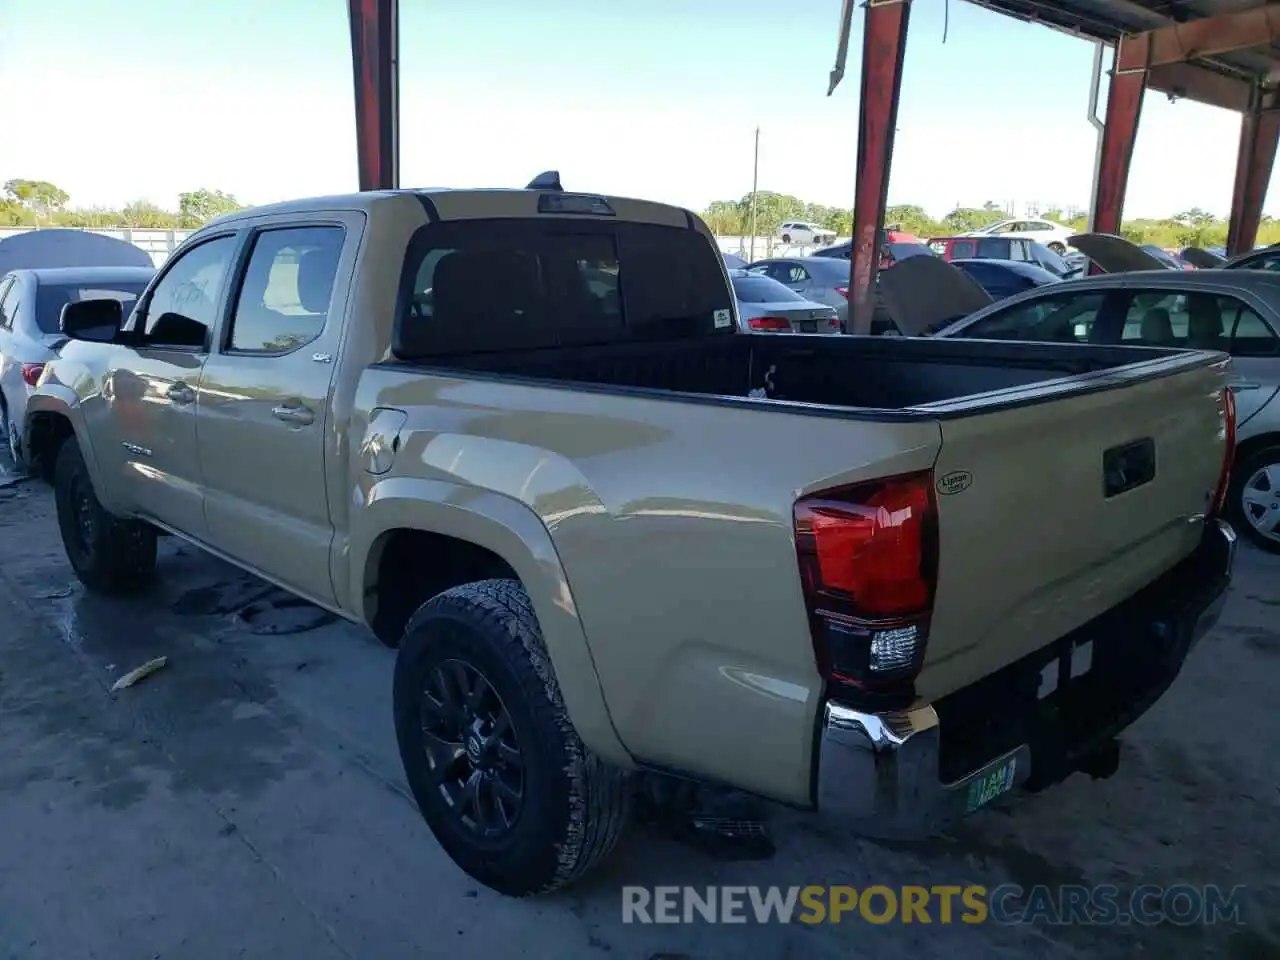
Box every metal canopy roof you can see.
[971,0,1280,110]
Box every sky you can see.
[0,0,1266,220]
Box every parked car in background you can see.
[924,265,1280,553]
[963,218,1077,254]
[0,266,153,468]
[777,222,836,245]
[728,270,839,333]
[1220,245,1280,272]
[928,236,1079,277]
[811,235,935,269]
[950,259,1062,300]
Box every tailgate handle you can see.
[1103,438,1156,499]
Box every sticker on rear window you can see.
[714,308,732,329]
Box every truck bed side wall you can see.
[351,366,942,804]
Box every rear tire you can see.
[54,438,156,593]
[1048,241,1067,255]
[1227,445,1280,554]
[393,579,629,896]
[781,234,792,244]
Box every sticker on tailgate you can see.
[936,470,973,496]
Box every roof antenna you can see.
[526,171,563,191]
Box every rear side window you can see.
[394,221,733,358]
[949,240,976,259]
[975,238,1009,259]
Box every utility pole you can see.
[749,126,760,262]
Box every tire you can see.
[393,579,629,896]
[1227,445,1280,554]
[54,438,157,593]
[781,234,792,244]
[1048,241,1067,255]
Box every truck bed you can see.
[384,331,1184,413]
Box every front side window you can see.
[227,226,344,354]
[958,290,1107,342]
[142,235,239,347]
[395,221,732,358]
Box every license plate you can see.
[798,321,816,332]
[965,756,1017,813]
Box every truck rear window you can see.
[394,219,734,359]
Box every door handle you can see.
[1229,380,1263,391]
[272,403,315,426]
[166,382,195,405]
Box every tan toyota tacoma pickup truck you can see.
[26,180,1236,897]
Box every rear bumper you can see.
[815,519,1236,836]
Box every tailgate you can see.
[917,354,1230,701]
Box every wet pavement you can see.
[0,458,1276,958]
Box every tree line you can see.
[699,191,1280,250]
[1,179,245,230]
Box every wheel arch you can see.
[23,390,103,488]
[353,477,631,767]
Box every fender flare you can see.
[351,477,632,768]
[23,389,116,506]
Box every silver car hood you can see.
[875,255,994,336]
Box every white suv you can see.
[778,222,836,245]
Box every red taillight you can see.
[794,471,938,703]
[747,316,791,332]
[20,363,45,387]
[834,286,850,300]
[1211,386,1236,517]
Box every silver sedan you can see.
[729,271,839,334]
[923,266,1280,553]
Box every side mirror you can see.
[60,298,124,343]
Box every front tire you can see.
[1228,445,1280,553]
[54,438,157,593]
[0,395,24,473]
[393,579,629,896]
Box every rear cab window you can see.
[394,219,735,359]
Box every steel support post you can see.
[348,0,400,191]
[1090,61,1145,238]
[1227,98,1280,256]
[848,0,910,335]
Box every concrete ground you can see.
[0,463,1275,959]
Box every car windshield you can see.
[1029,242,1072,275]
[34,280,148,334]
[731,275,805,303]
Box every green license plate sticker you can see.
[965,757,1017,813]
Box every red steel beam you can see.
[348,0,400,191]
[1227,100,1280,256]
[849,0,911,335]
[1116,6,1280,73]
[1090,66,1146,237]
